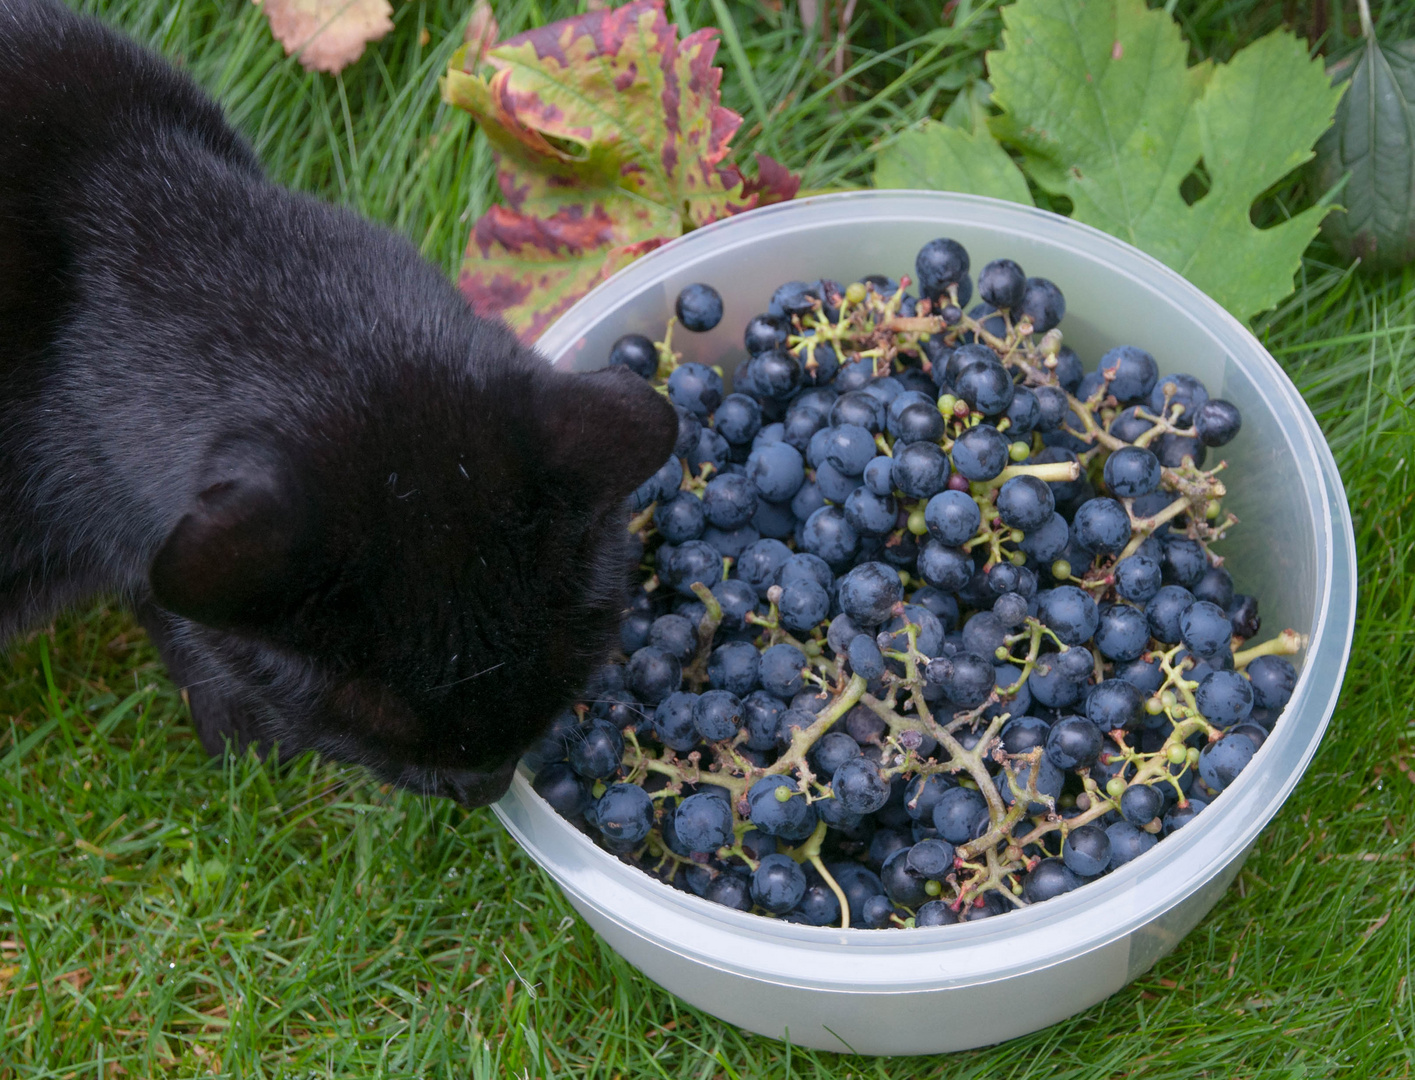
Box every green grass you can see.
[4,0,1415,1075]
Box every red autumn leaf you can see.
[443,0,799,341]
[254,0,393,74]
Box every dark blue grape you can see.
[932,786,990,844]
[880,848,931,907]
[997,754,1063,814]
[843,487,898,536]
[1019,511,1071,563]
[674,791,734,853]
[736,541,791,602]
[648,613,697,664]
[1193,565,1235,610]
[927,651,995,707]
[1156,431,1207,468]
[533,762,589,818]
[995,475,1055,531]
[620,610,652,654]
[1149,373,1209,426]
[1161,537,1207,588]
[1195,670,1253,724]
[1038,586,1099,645]
[749,853,808,914]
[750,349,804,402]
[1163,797,1207,834]
[1103,445,1161,497]
[1114,553,1163,603]
[955,358,1015,417]
[822,423,877,476]
[777,577,830,632]
[627,645,681,705]
[833,757,891,815]
[859,894,898,929]
[709,578,756,631]
[744,312,790,355]
[747,775,816,838]
[747,646,802,704]
[1119,782,1164,827]
[653,692,700,752]
[609,333,658,378]
[1229,594,1261,639]
[741,690,786,751]
[676,283,724,332]
[1003,387,1040,438]
[707,640,760,696]
[1179,600,1232,660]
[1062,823,1111,876]
[915,900,959,926]
[702,473,758,530]
[702,523,759,560]
[1105,409,1151,449]
[961,609,1006,660]
[590,783,654,844]
[845,634,884,680]
[1028,657,1086,710]
[692,689,742,741]
[1045,714,1102,769]
[838,561,904,625]
[1074,497,1132,555]
[1146,585,1195,644]
[922,490,980,547]
[801,506,858,569]
[1094,602,1149,662]
[881,605,945,657]
[1247,655,1296,710]
[1019,277,1065,333]
[915,238,971,302]
[1105,820,1157,868]
[1034,385,1069,431]
[1023,859,1080,903]
[667,362,724,418]
[1099,346,1158,404]
[1194,399,1242,446]
[653,492,705,544]
[1087,679,1145,731]
[714,393,763,445]
[895,400,947,444]
[704,870,753,910]
[950,424,1009,481]
[906,837,956,879]
[998,715,1049,755]
[1199,733,1256,791]
[830,390,885,433]
[769,280,821,318]
[978,257,1026,309]
[811,732,862,778]
[745,441,805,503]
[891,440,951,499]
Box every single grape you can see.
[978,257,1027,309]
[1179,600,1233,660]
[674,792,735,853]
[1074,497,1132,555]
[1198,733,1256,791]
[848,634,886,679]
[932,786,991,844]
[915,238,971,302]
[1094,602,1150,662]
[1099,345,1158,404]
[1103,445,1162,497]
[1194,399,1242,446]
[1045,714,1102,770]
[833,757,892,815]
[609,333,658,378]
[590,783,654,844]
[533,762,590,818]
[1247,655,1297,710]
[1146,585,1196,644]
[891,440,952,499]
[751,853,808,913]
[995,474,1056,531]
[1195,670,1254,724]
[915,900,959,926]
[950,423,1010,481]
[1087,678,1145,731]
[1062,823,1111,877]
[1023,859,1080,902]
[1019,277,1065,333]
[707,640,760,697]
[880,848,931,907]
[744,312,790,355]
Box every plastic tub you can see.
[493,191,1357,1055]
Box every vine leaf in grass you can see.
[984,0,1344,321]
[443,0,800,341]
[874,119,1033,206]
[254,0,393,74]
[1314,30,1415,271]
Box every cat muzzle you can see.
[443,757,519,808]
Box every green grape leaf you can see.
[982,0,1344,321]
[442,0,799,341]
[1314,36,1415,272]
[874,119,1033,206]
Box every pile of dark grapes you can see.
[528,239,1306,929]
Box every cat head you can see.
[148,328,676,807]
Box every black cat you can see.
[0,0,676,807]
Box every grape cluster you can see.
[529,240,1306,930]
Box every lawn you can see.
[3,0,1415,1076]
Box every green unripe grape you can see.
[1167,743,1188,765]
[804,639,822,657]
[994,646,1009,661]
[1186,746,1202,768]
[1009,550,1027,566]
[1051,559,1072,581]
[937,394,958,417]
[845,281,867,305]
[1011,881,1024,896]
[1206,501,1221,521]
[1010,528,1024,544]
[775,785,793,803]
[592,781,607,799]
[1060,793,1076,809]
[1145,696,1164,715]
[1160,690,1177,710]
[1009,441,1030,462]
[925,879,943,896]
[907,508,929,535]
[1106,777,1128,801]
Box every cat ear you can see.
[538,366,678,500]
[149,465,305,629]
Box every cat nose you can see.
[443,757,518,808]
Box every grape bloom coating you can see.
[529,257,1305,930]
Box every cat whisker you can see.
[426,661,506,692]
